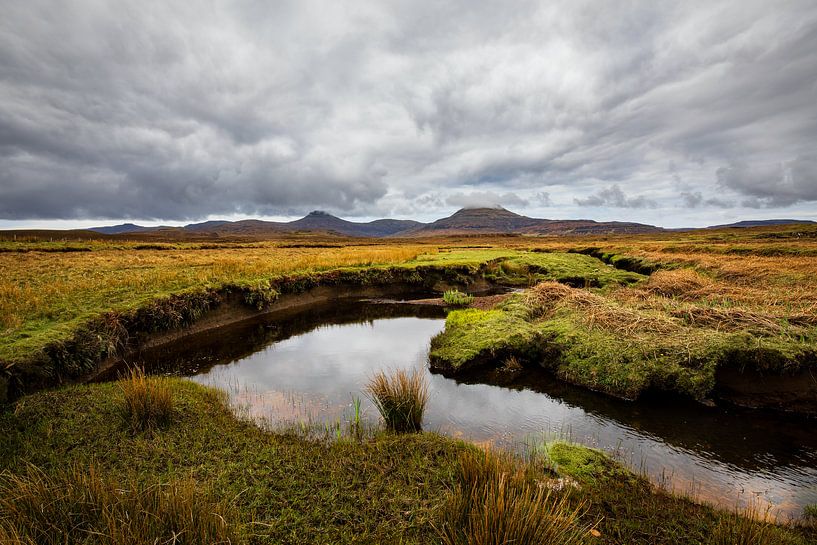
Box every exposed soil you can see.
[368,292,513,310]
[715,364,817,414]
[86,282,438,383]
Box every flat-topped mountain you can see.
[403,207,662,236]
[409,207,543,233]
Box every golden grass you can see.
[525,281,678,335]
[0,242,428,359]
[4,226,817,367]
[0,464,239,545]
[119,367,174,431]
[366,368,429,433]
[437,448,590,545]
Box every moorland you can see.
[1,218,816,544]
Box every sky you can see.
[1,0,816,229]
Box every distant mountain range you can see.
[82,209,815,239]
[87,208,662,238]
[706,219,816,229]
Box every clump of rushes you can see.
[443,289,474,307]
[0,465,239,545]
[119,367,174,431]
[365,368,429,433]
[437,448,590,545]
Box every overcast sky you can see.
[1,0,816,229]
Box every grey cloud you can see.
[446,191,528,209]
[535,192,552,207]
[574,185,657,208]
[680,191,732,208]
[0,1,816,222]
[716,155,817,208]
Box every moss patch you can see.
[429,279,817,403]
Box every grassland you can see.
[2,226,817,542]
[0,238,640,396]
[2,226,817,405]
[1,378,812,544]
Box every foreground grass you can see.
[0,380,466,544]
[0,465,238,545]
[1,379,813,544]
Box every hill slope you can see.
[403,207,662,236]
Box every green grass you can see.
[0,380,467,544]
[442,289,474,307]
[429,305,543,371]
[430,279,817,401]
[1,380,812,544]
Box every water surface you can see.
[128,299,817,518]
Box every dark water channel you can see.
[123,299,817,518]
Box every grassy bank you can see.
[430,272,817,404]
[0,243,642,396]
[1,378,812,544]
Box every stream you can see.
[118,298,817,519]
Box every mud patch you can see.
[715,364,817,415]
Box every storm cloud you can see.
[1,1,816,226]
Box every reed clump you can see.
[365,368,429,433]
[0,464,240,545]
[119,367,174,431]
[437,448,589,545]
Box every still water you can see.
[128,299,817,518]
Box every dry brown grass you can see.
[642,269,715,299]
[0,464,240,545]
[437,448,590,545]
[119,367,174,431]
[366,368,429,433]
[526,281,679,335]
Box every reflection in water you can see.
[125,300,817,518]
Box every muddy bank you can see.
[368,292,514,310]
[430,343,817,416]
[715,363,817,413]
[89,284,445,382]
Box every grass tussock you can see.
[643,268,714,299]
[366,368,429,433]
[443,289,475,307]
[437,448,590,545]
[0,464,239,545]
[119,367,174,431]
